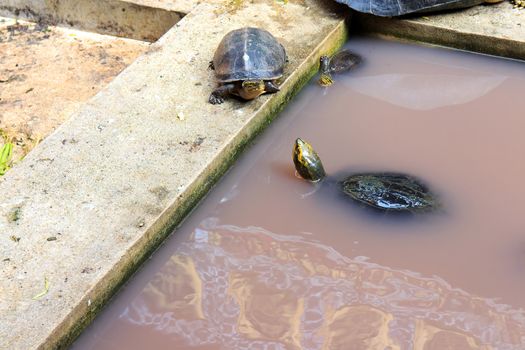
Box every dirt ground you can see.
[0,17,149,165]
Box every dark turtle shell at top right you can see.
[334,0,487,17]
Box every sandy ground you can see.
[0,17,149,164]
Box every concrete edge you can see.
[44,17,349,350]
[354,10,525,60]
[123,0,198,14]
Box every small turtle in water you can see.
[333,0,503,17]
[318,49,361,87]
[293,138,439,213]
[209,27,286,104]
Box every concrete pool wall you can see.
[0,0,523,349]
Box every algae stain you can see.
[149,186,170,201]
[222,0,289,13]
[7,206,21,223]
[221,0,245,13]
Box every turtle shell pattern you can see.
[334,0,485,16]
[340,173,438,212]
[212,27,286,83]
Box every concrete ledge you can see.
[0,0,184,41]
[0,1,348,349]
[124,0,200,13]
[354,1,525,60]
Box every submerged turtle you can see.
[292,138,439,213]
[333,0,503,17]
[318,49,361,87]
[209,27,286,105]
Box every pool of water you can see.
[73,36,525,349]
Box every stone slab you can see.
[124,0,200,13]
[0,0,184,41]
[0,17,149,162]
[0,0,349,349]
[354,1,525,60]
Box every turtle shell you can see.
[340,173,438,212]
[334,0,485,16]
[212,27,286,83]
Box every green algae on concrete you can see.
[354,1,525,60]
[0,1,349,349]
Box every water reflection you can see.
[344,74,506,111]
[120,218,525,349]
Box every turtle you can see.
[292,138,439,213]
[209,27,287,105]
[333,0,503,17]
[318,49,361,87]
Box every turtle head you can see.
[293,138,326,182]
[318,55,333,87]
[319,55,331,74]
[239,80,265,100]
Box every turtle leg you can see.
[208,61,215,70]
[264,81,280,93]
[281,44,289,63]
[209,84,235,105]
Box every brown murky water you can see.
[73,37,525,349]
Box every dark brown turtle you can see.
[333,0,503,17]
[209,27,286,105]
[318,50,361,87]
[292,138,439,213]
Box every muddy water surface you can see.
[73,37,525,349]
